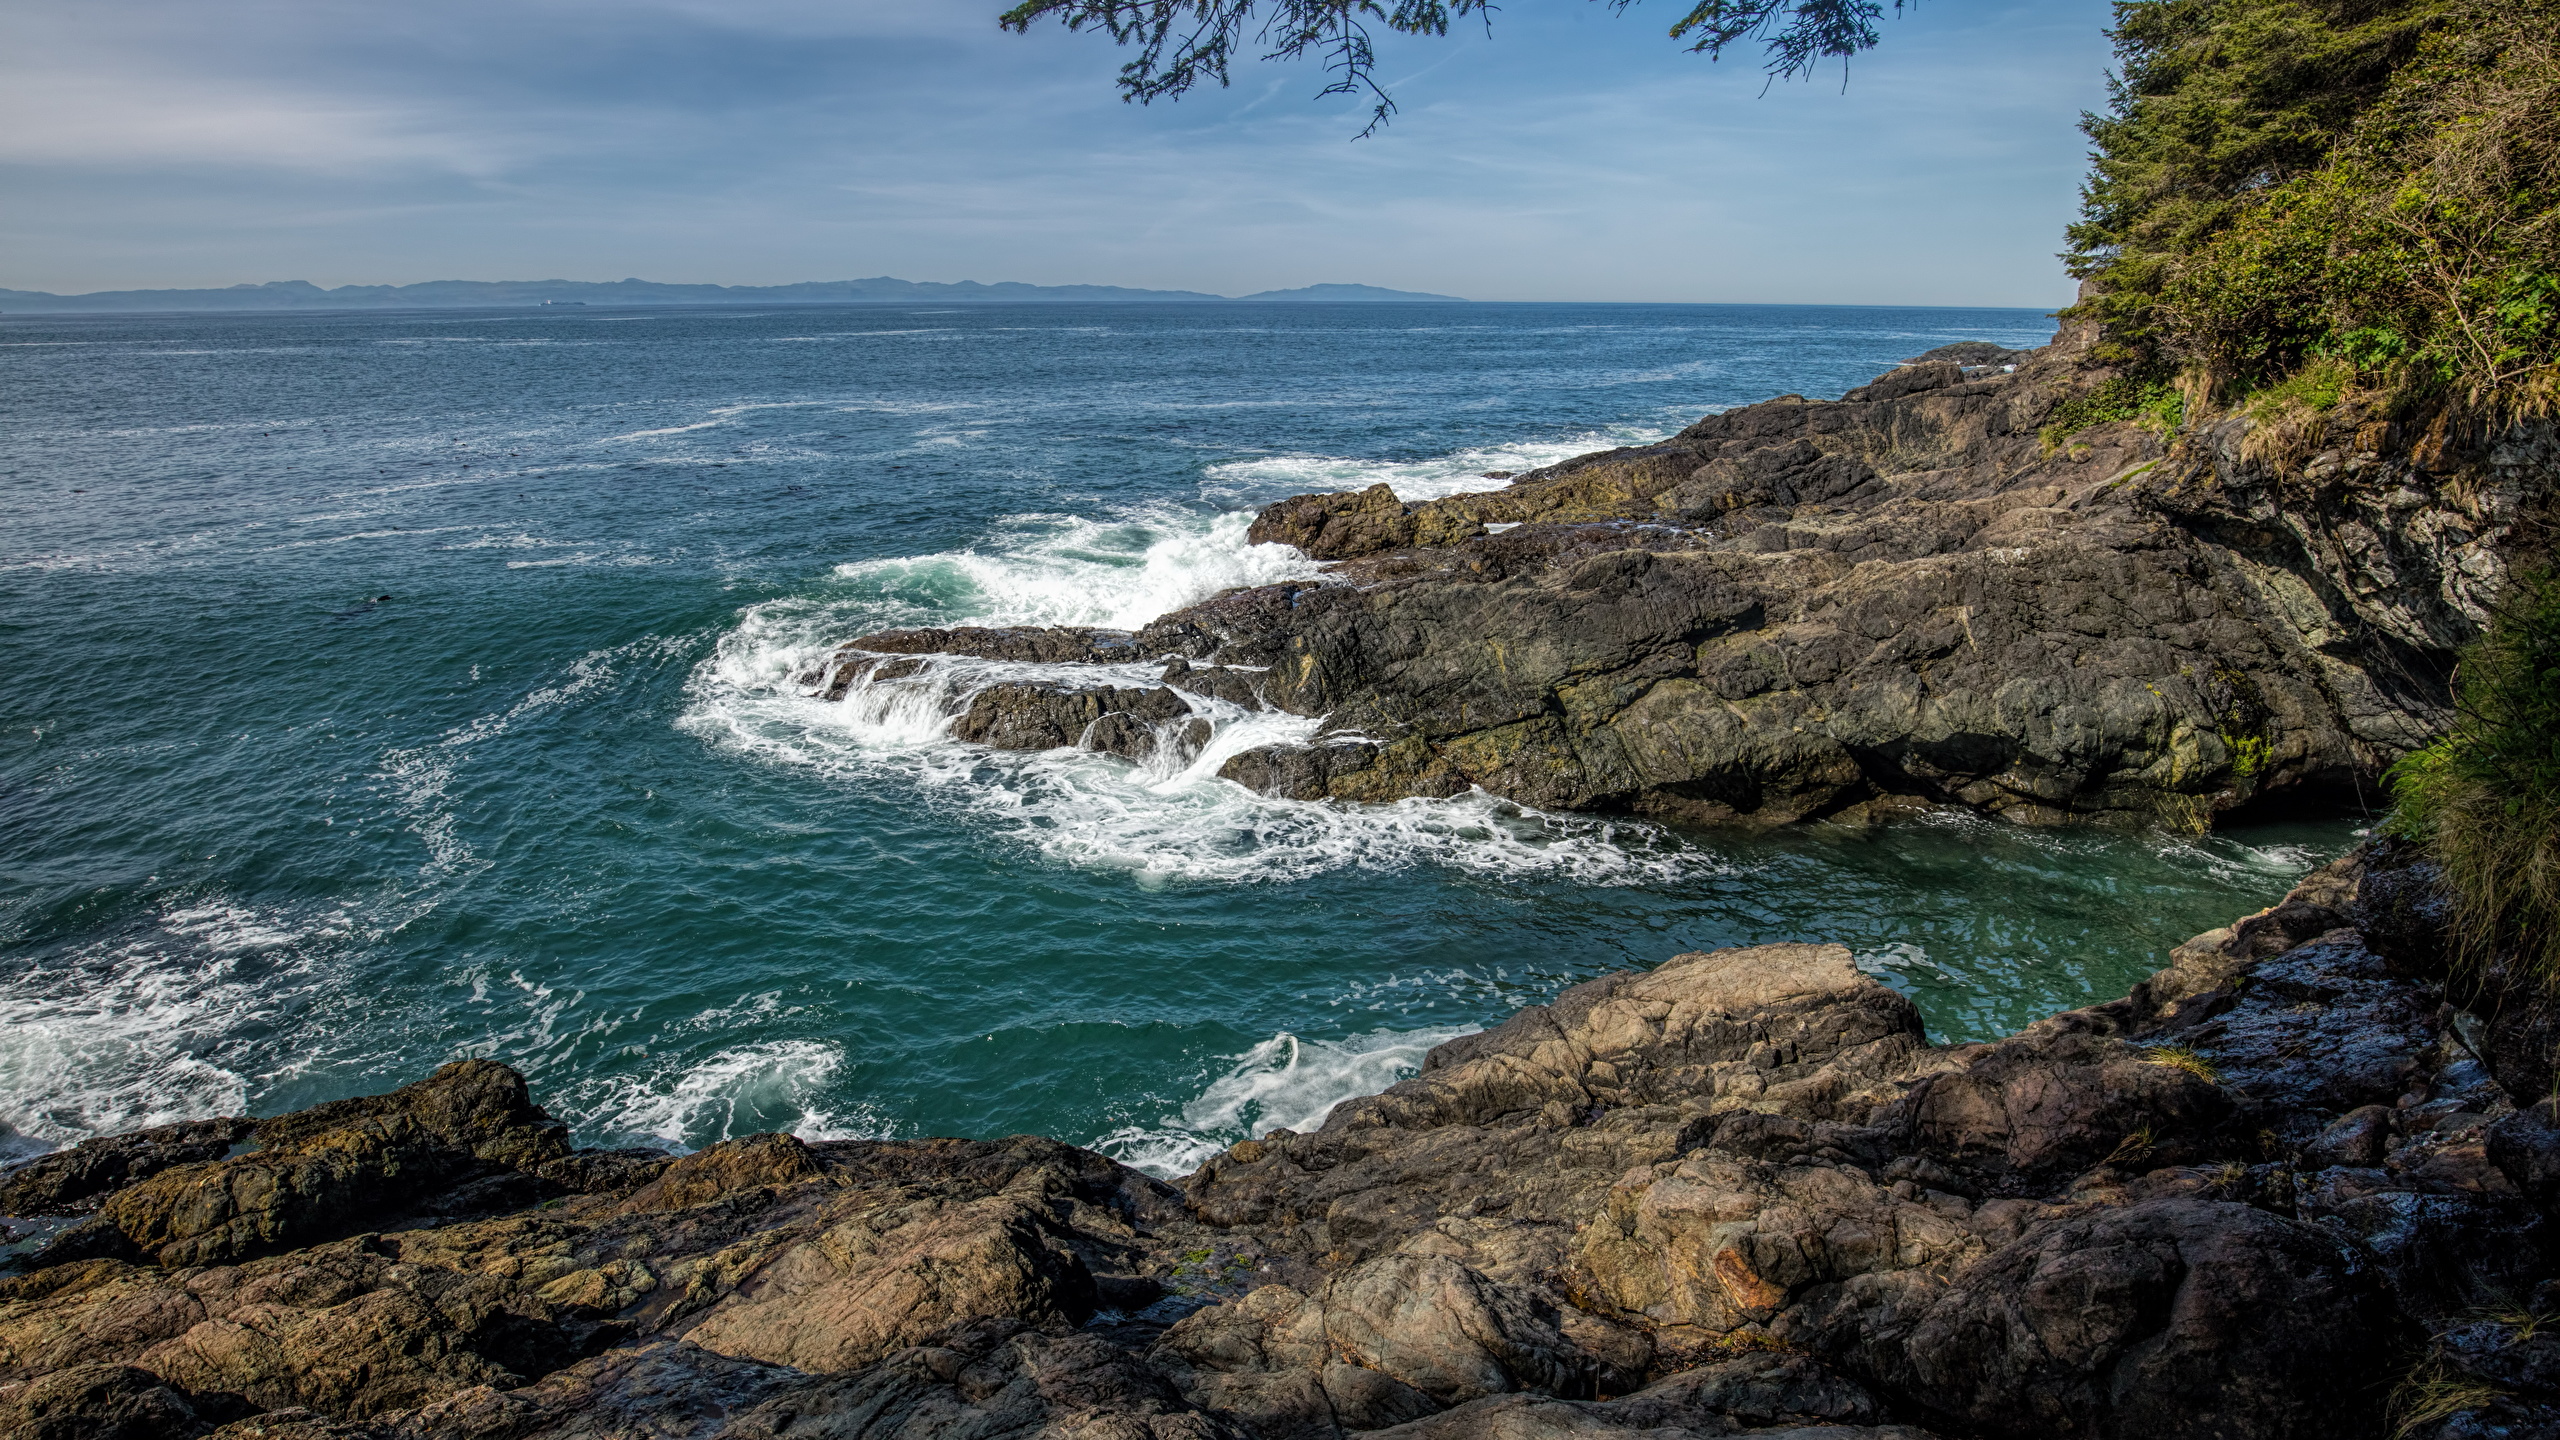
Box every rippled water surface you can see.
[0,301,2362,1176]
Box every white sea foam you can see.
[457,970,583,1058]
[1002,767,1705,886]
[268,523,485,551]
[0,900,353,1148]
[680,440,1724,886]
[438,532,585,551]
[1201,423,1674,506]
[1326,965,1536,1015]
[2172,835,2341,881]
[595,399,835,444]
[504,552,662,568]
[685,613,1711,886]
[560,1038,891,1150]
[830,508,1319,631]
[1094,1025,1475,1178]
[1855,940,1966,985]
[1911,802,2350,892]
[769,329,955,343]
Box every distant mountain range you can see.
[0,277,1466,313]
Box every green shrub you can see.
[2246,356,2357,415]
[2069,0,2560,420]
[2040,374,2186,449]
[2389,567,2560,980]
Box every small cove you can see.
[0,300,2364,1177]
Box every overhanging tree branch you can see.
[1653,0,1901,76]
[997,0,1912,134]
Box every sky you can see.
[0,0,2119,305]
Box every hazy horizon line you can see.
[0,274,2068,315]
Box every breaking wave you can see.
[683,625,1709,885]
[0,900,354,1149]
[1093,1025,1477,1178]
[827,507,1319,632]
[1200,422,1673,505]
[557,1038,892,1151]
[680,441,1721,887]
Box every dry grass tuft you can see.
[2390,1361,2507,1439]
[2143,1045,2223,1084]
[2104,1126,2159,1167]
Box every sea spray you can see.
[1095,1025,1478,1178]
[1200,424,1677,505]
[830,507,1320,632]
[558,1037,892,1150]
[680,491,1727,886]
[0,900,340,1145]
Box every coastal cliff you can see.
[807,320,2538,830]
[8,841,2557,1439]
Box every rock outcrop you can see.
[804,327,2540,828]
[36,1060,574,1271]
[6,842,2556,1438]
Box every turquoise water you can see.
[0,301,2360,1176]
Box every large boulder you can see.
[1150,1281,1441,1439]
[381,1338,820,1439]
[1577,1151,1986,1336]
[1334,944,1924,1135]
[1246,482,1486,559]
[0,1246,601,1420]
[1318,1255,1617,1405]
[950,681,1202,760]
[679,1194,1099,1372]
[1824,1198,2402,1440]
[1183,945,1925,1265]
[616,1132,823,1214]
[1898,1029,2232,1185]
[45,1061,570,1269]
[0,1361,229,1440]
[717,1320,1246,1440]
[0,1120,255,1219]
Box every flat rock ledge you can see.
[7,841,2559,1439]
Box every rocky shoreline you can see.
[7,837,2559,1439]
[806,320,2538,829]
[10,334,2556,1440]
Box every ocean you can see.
[0,300,2360,1176]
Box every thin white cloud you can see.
[0,0,2116,303]
[0,70,516,175]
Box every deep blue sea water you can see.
[0,301,2362,1175]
